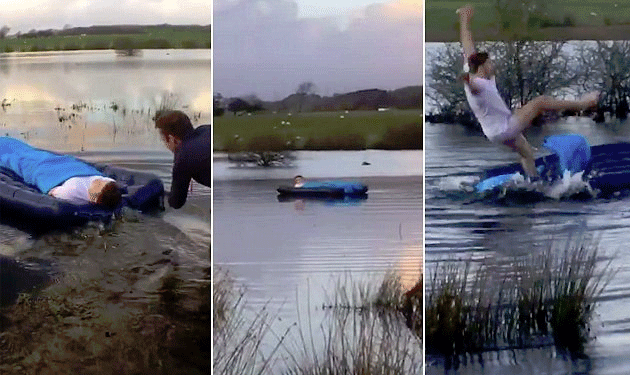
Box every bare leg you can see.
[504,134,538,178]
[511,92,599,135]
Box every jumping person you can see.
[457,4,599,178]
[0,137,122,209]
[155,110,210,209]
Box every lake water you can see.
[0,50,210,314]
[213,151,422,358]
[425,118,630,374]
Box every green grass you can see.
[426,0,630,42]
[213,110,422,151]
[0,26,210,53]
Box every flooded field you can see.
[0,50,210,374]
[213,151,423,372]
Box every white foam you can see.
[544,170,594,199]
[438,175,480,193]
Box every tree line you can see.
[215,82,422,116]
[426,40,630,128]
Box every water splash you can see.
[437,175,479,193]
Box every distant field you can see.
[0,25,210,53]
[213,110,422,151]
[426,0,630,42]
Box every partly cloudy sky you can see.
[214,0,422,100]
[0,0,210,33]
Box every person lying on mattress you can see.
[0,137,122,209]
[154,110,210,209]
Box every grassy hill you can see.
[0,24,210,53]
[426,0,630,42]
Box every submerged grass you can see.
[426,233,613,363]
[213,269,423,374]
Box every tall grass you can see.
[282,273,423,374]
[213,270,424,374]
[426,233,613,364]
[213,268,291,375]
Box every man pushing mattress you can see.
[0,137,122,209]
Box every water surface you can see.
[214,151,422,322]
[426,118,630,374]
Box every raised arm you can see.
[457,5,476,60]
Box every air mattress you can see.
[277,181,368,198]
[477,134,630,197]
[0,161,164,230]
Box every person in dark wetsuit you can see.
[155,110,210,209]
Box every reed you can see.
[426,233,613,363]
[213,270,424,374]
[282,272,423,374]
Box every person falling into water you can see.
[457,4,599,179]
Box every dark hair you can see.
[96,182,122,210]
[468,52,489,73]
[155,110,194,140]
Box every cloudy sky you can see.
[214,0,422,100]
[0,0,210,33]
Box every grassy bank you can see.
[426,0,630,42]
[426,234,612,366]
[0,26,210,53]
[213,110,422,152]
[213,269,423,374]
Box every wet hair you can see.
[468,52,489,74]
[155,110,194,140]
[96,182,122,210]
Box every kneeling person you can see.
[155,110,210,209]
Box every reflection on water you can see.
[0,50,211,152]
[426,119,630,374]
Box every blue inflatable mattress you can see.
[0,161,164,230]
[277,181,368,198]
[477,134,630,197]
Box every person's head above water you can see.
[293,175,305,187]
[155,110,194,153]
[88,178,122,209]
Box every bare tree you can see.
[484,40,576,107]
[295,81,317,112]
[427,40,579,126]
[0,26,10,39]
[425,43,466,114]
[579,41,630,121]
[296,81,316,95]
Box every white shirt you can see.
[464,76,513,141]
[48,176,115,204]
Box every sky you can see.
[0,0,211,33]
[214,0,422,100]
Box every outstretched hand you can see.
[456,4,474,22]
